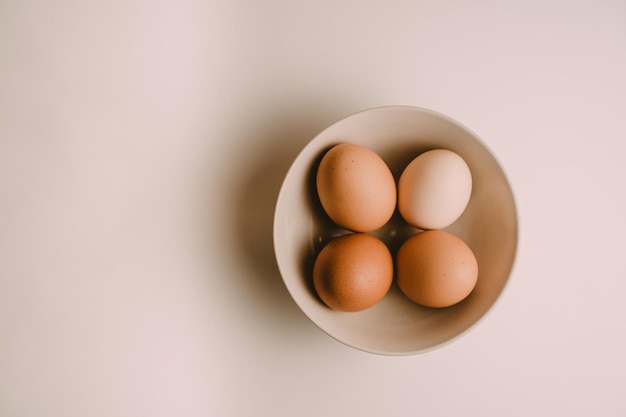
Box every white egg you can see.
[398,149,472,230]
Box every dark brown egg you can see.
[313,233,393,312]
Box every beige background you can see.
[1,0,625,416]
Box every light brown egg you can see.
[313,233,393,312]
[316,143,396,232]
[396,230,478,308]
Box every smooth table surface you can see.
[1,1,625,416]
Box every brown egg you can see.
[313,233,393,312]
[397,230,478,308]
[316,143,396,232]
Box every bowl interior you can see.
[273,106,517,355]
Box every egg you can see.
[396,230,478,308]
[316,143,396,232]
[313,233,393,312]
[398,149,472,230]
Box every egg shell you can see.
[316,143,396,232]
[313,233,393,312]
[396,230,478,308]
[398,149,472,230]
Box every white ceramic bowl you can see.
[273,105,517,355]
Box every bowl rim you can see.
[272,104,519,355]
